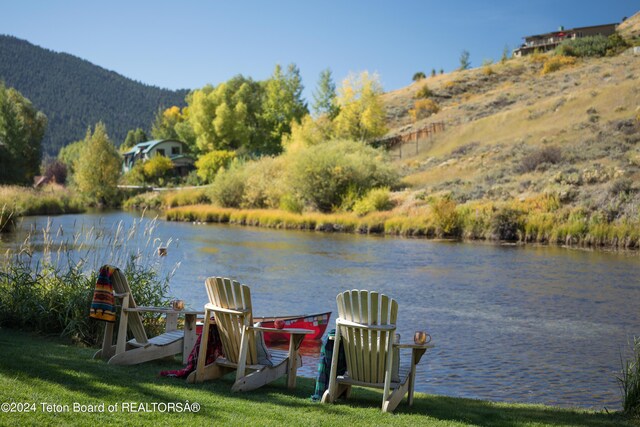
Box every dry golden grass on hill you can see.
[382,47,640,221]
[619,11,640,40]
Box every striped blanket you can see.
[160,323,223,378]
[89,265,116,323]
[311,329,346,401]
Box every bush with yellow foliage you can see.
[409,99,440,122]
[541,55,577,75]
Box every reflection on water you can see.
[3,211,640,409]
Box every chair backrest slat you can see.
[336,289,397,384]
[110,267,148,345]
[205,277,257,365]
[370,291,380,383]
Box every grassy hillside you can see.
[0,35,188,155]
[619,11,640,40]
[381,42,640,236]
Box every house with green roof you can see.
[122,139,194,176]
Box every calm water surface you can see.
[3,210,639,409]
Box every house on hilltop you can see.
[122,139,194,176]
[513,23,618,57]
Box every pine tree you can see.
[312,68,339,119]
[261,63,308,153]
[459,50,471,71]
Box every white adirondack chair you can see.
[186,277,312,392]
[321,289,433,413]
[93,266,185,365]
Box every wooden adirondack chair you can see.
[93,266,186,365]
[186,277,312,392]
[321,289,434,413]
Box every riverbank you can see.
[0,184,84,231]
[0,328,632,426]
[165,202,640,250]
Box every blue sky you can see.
[2,1,638,102]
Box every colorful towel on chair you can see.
[89,265,116,323]
[159,322,223,379]
[311,328,346,401]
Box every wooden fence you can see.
[374,122,445,159]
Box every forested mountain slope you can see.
[0,35,188,155]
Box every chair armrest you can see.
[393,343,435,350]
[394,343,434,366]
[337,319,396,332]
[124,306,175,314]
[205,303,251,316]
[250,326,314,335]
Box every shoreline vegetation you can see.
[1,182,638,251]
[0,327,634,426]
[0,184,84,232]
[0,217,175,345]
[164,202,640,250]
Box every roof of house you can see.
[123,139,187,156]
[523,23,618,40]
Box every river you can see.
[2,210,639,409]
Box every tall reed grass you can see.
[619,337,640,417]
[0,215,177,345]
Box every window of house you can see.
[171,146,180,155]
[157,149,165,156]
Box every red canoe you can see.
[255,311,331,344]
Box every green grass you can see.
[0,328,633,426]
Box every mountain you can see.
[0,35,189,155]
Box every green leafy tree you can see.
[0,83,47,184]
[312,68,339,119]
[431,69,436,77]
[412,71,426,81]
[58,139,84,176]
[333,71,387,142]
[74,122,121,205]
[195,150,237,184]
[188,76,264,154]
[121,127,148,151]
[458,50,471,71]
[261,63,308,153]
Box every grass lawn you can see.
[0,328,634,427]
